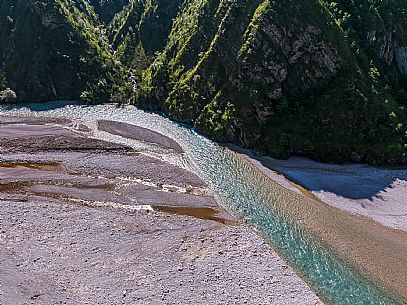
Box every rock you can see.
[396,47,407,74]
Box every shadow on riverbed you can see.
[260,156,407,200]
[0,100,83,111]
[228,144,407,201]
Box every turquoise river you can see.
[0,102,402,305]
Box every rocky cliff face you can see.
[136,0,407,164]
[1,0,406,164]
[0,0,127,102]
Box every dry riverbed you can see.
[0,116,322,305]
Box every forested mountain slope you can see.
[0,0,129,102]
[1,0,407,164]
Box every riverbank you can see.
[0,115,322,305]
[234,147,407,303]
[258,155,407,232]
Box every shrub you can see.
[0,88,17,103]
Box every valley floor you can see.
[0,116,322,305]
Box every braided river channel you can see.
[0,102,403,305]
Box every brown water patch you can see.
[288,180,321,202]
[0,179,114,196]
[0,185,116,210]
[0,162,60,170]
[67,183,114,191]
[37,181,115,191]
[154,206,236,225]
[0,181,32,193]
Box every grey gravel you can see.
[0,116,323,305]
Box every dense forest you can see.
[1,0,407,164]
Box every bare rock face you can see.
[41,13,60,29]
[375,32,407,75]
[244,21,343,92]
[396,47,407,74]
[379,32,396,65]
[233,13,343,133]
[261,23,342,93]
[1,0,407,164]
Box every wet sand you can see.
[235,148,407,303]
[0,116,322,305]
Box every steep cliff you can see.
[0,0,127,102]
[1,0,406,164]
[136,0,407,164]
[108,0,183,74]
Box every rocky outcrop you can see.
[396,47,407,74]
[136,0,407,164]
[41,14,61,29]
[1,0,406,164]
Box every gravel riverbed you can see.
[0,115,322,305]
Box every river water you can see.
[0,102,400,305]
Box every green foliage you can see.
[136,0,407,165]
[89,0,130,24]
[1,0,407,164]
[0,0,129,103]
